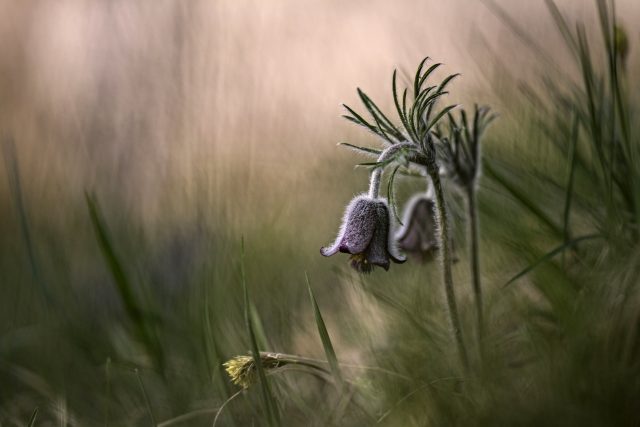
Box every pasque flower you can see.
[322,57,473,369]
[396,194,439,261]
[321,194,406,273]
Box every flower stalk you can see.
[368,142,414,199]
[427,165,469,371]
[466,183,484,348]
[327,57,490,372]
[438,105,495,354]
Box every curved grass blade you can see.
[562,113,580,249]
[502,234,602,288]
[359,284,440,342]
[212,390,244,427]
[134,368,156,427]
[2,138,52,305]
[483,162,562,236]
[544,0,578,54]
[241,239,280,427]
[28,407,39,427]
[306,273,345,390]
[85,193,164,371]
[157,408,219,427]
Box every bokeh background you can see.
[1,1,639,425]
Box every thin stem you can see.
[428,167,469,371]
[368,142,414,198]
[467,185,484,351]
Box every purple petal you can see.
[364,202,392,269]
[320,227,345,257]
[395,196,436,258]
[338,197,377,254]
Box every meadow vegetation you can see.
[1,1,639,426]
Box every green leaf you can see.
[306,273,345,390]
[392,70,411,135]
[357,88,405,141]
[342,105,380,136]
[413,57,430,98]
[435,73,460,95]
[424,104,458,132]
[425,74,459,121]
[338,142,382,157]
[417,63,442,95]
[356,157,397,170]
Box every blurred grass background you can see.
[1,0,639,425]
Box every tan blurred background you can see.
[1,0,638,229]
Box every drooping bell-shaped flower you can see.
[321,195,406,273]
[395,194,439,262]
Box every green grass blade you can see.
[484,162,562,236]
[134,368,156,427]
[241,239,280,427]
[85,193,164,371]
[502,234,602,288]
[305,273,345,390]
[359,285,440,342]
[2,138,52,305]
[562,113,580,247]
[480,0,547,60]
[105,357,111,427]
[203,288,234,401]
[249,302,269,351]
[27,407,38,427]
[544,0,578,55]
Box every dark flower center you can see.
[349,253,374,273]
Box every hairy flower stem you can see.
[368,142,414,199]
[467,185,484,357]
[428,166,469,371]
